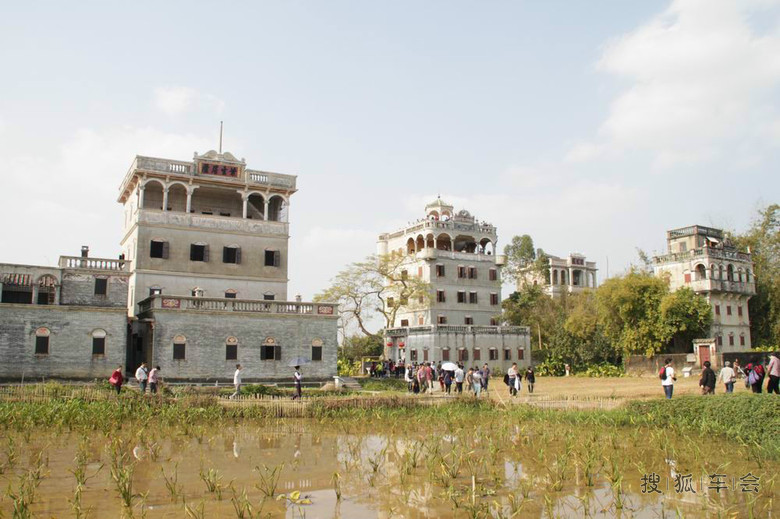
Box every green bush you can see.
[576,363,625,378]
[357,378,407,392]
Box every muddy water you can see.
[1,421,777,518]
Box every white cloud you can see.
[573,0,780,167]
[154,86,225,116]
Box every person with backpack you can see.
[699,361,716,395]
[444,370,453,394]
[746,358,765,393]
[660,358,676,399]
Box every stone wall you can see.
[145,310,337,382]
[60,270,129,307]
[0,304,127,380]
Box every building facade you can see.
[520,253,598,297]
[653,225,755,352]
[379,198,531,372]
[0,149,338,382]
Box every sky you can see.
[1,0,779,330]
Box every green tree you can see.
[315,253,431,337]
[503,234,537,282]
[732,204,780,347]
[502,283,564,349]
[659,287,713,350]
[339,334,383,363]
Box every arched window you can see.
[261,337,280,360]
[311,338,323,361]
[737,269,743,282]
[225,336,238,361]
[173,335,186,360]
[225,289,237,299]
[695,264,707,281]
[35,327,50,355]
[727,264,735,282]
[553,270,558,285]
[92,329,106,356]
[191,287,204,297]
[746,270,751,283]
[719,265,724,280]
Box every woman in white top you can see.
[661,358,676,399]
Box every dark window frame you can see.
[225,343,238,360]
[264,250,281,267]
[173,342,186,360]
[260,345,281,361]
[94,278,108,296]
[92,337,106,356]
[223,246,241,264]
[190,244,209,262]
[35,336,49,355]
[150,240,168,259]
[312,345,323,361]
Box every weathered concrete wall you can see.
[0,304,127,380]
[145,310,337,382]
[60,270,128,307]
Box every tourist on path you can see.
[292,366,303,400]
[719,361,736,393]
[149,366,161,394]
[404,364,414,392]
[230,364,242,399]
[767,351,780,394]
[482,364,491,393]
[444,370,452,394]
[525,367,535,394]
[109,365,123,395]
[454,364,464,394]
[733,358,744,380]
[472,366,483,398]
[507,363,519,397]
[661,358,676,399]
[466,367,474,393]
[425,363,434,394]
[746,358,765,393]
[135,362,148,393]
[699,361,716,395]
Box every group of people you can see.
[402,361,536,398]
[108,362,161,394]
[660,351,780,399]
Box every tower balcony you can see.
[137,294,337,318]
[135,209,289,236]
[689,279,756,296]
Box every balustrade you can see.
[58,256,130,271]
[137,295,336,317]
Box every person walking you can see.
[660,358,676,399]
[292,366,303,400]
[135,362,148,393]
[230,364,242,399]
[444,370,452,395]
[148,366,161,394]
[746,358,765,394]
[466,367,474,393]
[699,361,716,395]
[472,366,483,398]
[482,364,491,394]
[404,364,414,392]
[507,363,519,397]
[767,351,780,394]
[719,361,736,393]
[454,364,464,394]
[525,367,535,394]
[425,363,434,394]
[109,365,124,395]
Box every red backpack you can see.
[659,367,667,380]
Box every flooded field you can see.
[1,413,777,518]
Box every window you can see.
[410,350,418,362]
[423,349,428,361]
[401,270,408,280]
[191,288,203,297]
[726,305,732,316]
[518,349,524,360]
[457,291,466,303]
[469,292,478,304]
[740,334,745,346]
[223,246,241,264]
[437,315,447,324]
[400,319,409,327]
[150,240,168,259]
[418,295,424,304]
[190,244,208,262]
[400,296,408,305]
[468,267,477,279]
[738,306,743,317]
[173,342,186,360]
[728,334,734,346]
[458,348,468,362]
[442,349,450,361]
[457,266,466,278]
[490,293,499,305]
[387,297,395,308]
[263,293,275,301]
[92,329,106,356]
[473,348,481,361]
[265,250,280,267]
[312,344,323,361]
[417,266,423,278]
[94,278,108,296]
[225,290,237,299]
[150,287,162,296]
[715,305,720,316]
[35,328,50,355]
[226,343,237,360]
[465,316,473,325]
[684,273,691,283]
[489,269,497,281]
[436,264,445,277]
[436,290,446,303]
[261,344,281,360]
[489,349,498,361]
[418,315,424,325]
[716,334,723,346]
[503,349,511,361]
[490,318,498,326]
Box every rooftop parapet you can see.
[385,325,529,337]
[653,247,751,265]
[137,295,338,317]
[58,256,131,272]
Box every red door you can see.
[699,346,710,365]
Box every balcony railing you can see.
[385,325,529,337]
[415,249,499,262]
[653,247,751,265]
[689,279,756,295]
[380,219,497,240]
[58,256,131,272]
[246,170,297,190]
[137,209,289,235]
[137,295,338,317]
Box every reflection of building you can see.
[653,225,755,352]
[379,198,530,370]
[520,253,598,297]
[0,148,338,381]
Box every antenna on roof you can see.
[219,121,223,154]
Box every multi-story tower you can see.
[377,198,503,327]
[519,253,598,297]
[380,198,530,371]
[118,150,294,314]
[653,225,755,352]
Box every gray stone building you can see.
[0,149,338,382]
